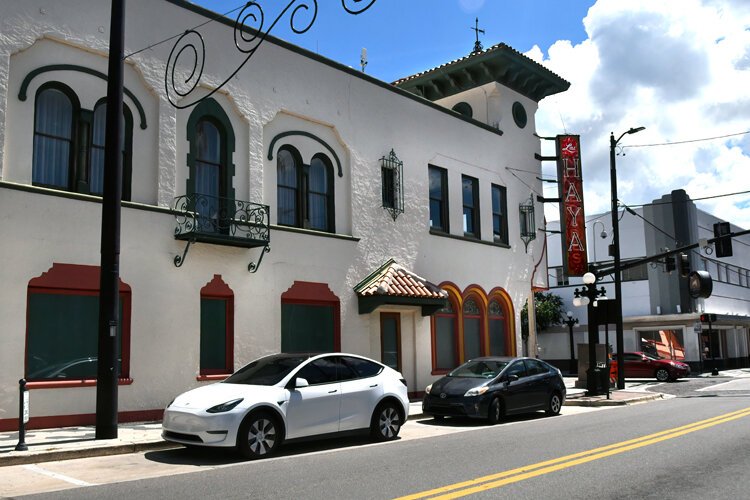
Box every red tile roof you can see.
[355,259,447,299]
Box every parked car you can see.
[422,357,566,424]
[27,357,98,380]
[612,352,690,382]
[162,353,409,459]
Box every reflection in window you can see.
[491,184,508,244]
[434,301,458,371]
[462,175,479,237]
[33,87,74,188]
[429,166,448,232]
[488,299,507,356]
[276,148,334,232]
[463,298,483,360]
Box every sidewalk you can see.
[0,374,688,467]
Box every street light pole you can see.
[563,311,579,374]
[610,126,645,390]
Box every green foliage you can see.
[521,292,565,338]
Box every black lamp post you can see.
[574,272,607,395]
[563,311,579,374]
[610,126,645,390]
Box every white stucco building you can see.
[542,189,750,373]
[0,0,569,430]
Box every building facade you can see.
[543,190,750,373]
[0,0,568,430]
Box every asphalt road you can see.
[7,378,750,500]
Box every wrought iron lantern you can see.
[519,195,536,251]
[380,149,404,221]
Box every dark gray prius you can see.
[422,357,566,424]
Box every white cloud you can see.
[534,0,750,229]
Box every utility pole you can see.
[96,0,125,439]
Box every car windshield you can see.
[448,360,509,379]
[642,353,662,360]
[224,355,310,386]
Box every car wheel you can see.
[487,397,503,425]
[371,402,402,442]
[546,392,563,416]
[237,411,282,459]
[655,368,671,382]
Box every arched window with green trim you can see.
[186,98,235,232]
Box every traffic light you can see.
[700,313,717,323]
[689,270,713,299]
[679,253,690,277]
[664,255,675,273]
[714,222,733,258]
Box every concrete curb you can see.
[564,392,664,407]
[1,441,177,467]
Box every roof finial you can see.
[471,17,485,53]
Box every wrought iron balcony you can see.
[173,193,270,271]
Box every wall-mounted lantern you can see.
[380,149,404,221]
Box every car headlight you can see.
[206,398,244,413]
[425,384,432,394]
[464,386,489,397]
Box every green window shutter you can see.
[200,298,227,371]
[281,304,334,353]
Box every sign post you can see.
[15,379,28,452]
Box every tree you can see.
[521,292,565,339]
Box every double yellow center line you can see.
[396,406,750,499]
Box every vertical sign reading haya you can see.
[557,135,588,276]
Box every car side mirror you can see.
[506,374,519,383]
[294,377,310,389]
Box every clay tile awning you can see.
[354,259,448,316]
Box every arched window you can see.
[432,295,459,372]
[308,154,333,231]
[488,298,508,355]
[277,147,300,227]
[276,148,334,233]
[33,84,78,189]
[90,100,133,200]
[462,297,485,360]
[186,99,235,233]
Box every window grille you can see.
[380,149,404,221]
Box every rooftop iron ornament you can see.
[470,17,484,53]
[165,0,378,109]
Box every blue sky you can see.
[194,0,595,82]
[190,1,750,228]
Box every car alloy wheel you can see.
[371,402,401,441]
[546,392,562,416]
[655,368,671,382]
[238,412,280,459]
[487,397,502,425]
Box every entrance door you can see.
[380,313,401,372]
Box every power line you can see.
[625,189,750,209]
[124,3,247,59]
[624,130,750,149]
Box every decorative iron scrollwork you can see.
[173,193,270,270]
[165,1,379,109]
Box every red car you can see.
[612,352,691,382]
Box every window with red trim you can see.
[25,263,131,384]
[432,298,458,372]
[281,281,341,353]
[200,275,234,375]
[462,297,485,359]
[488,298,510,355]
